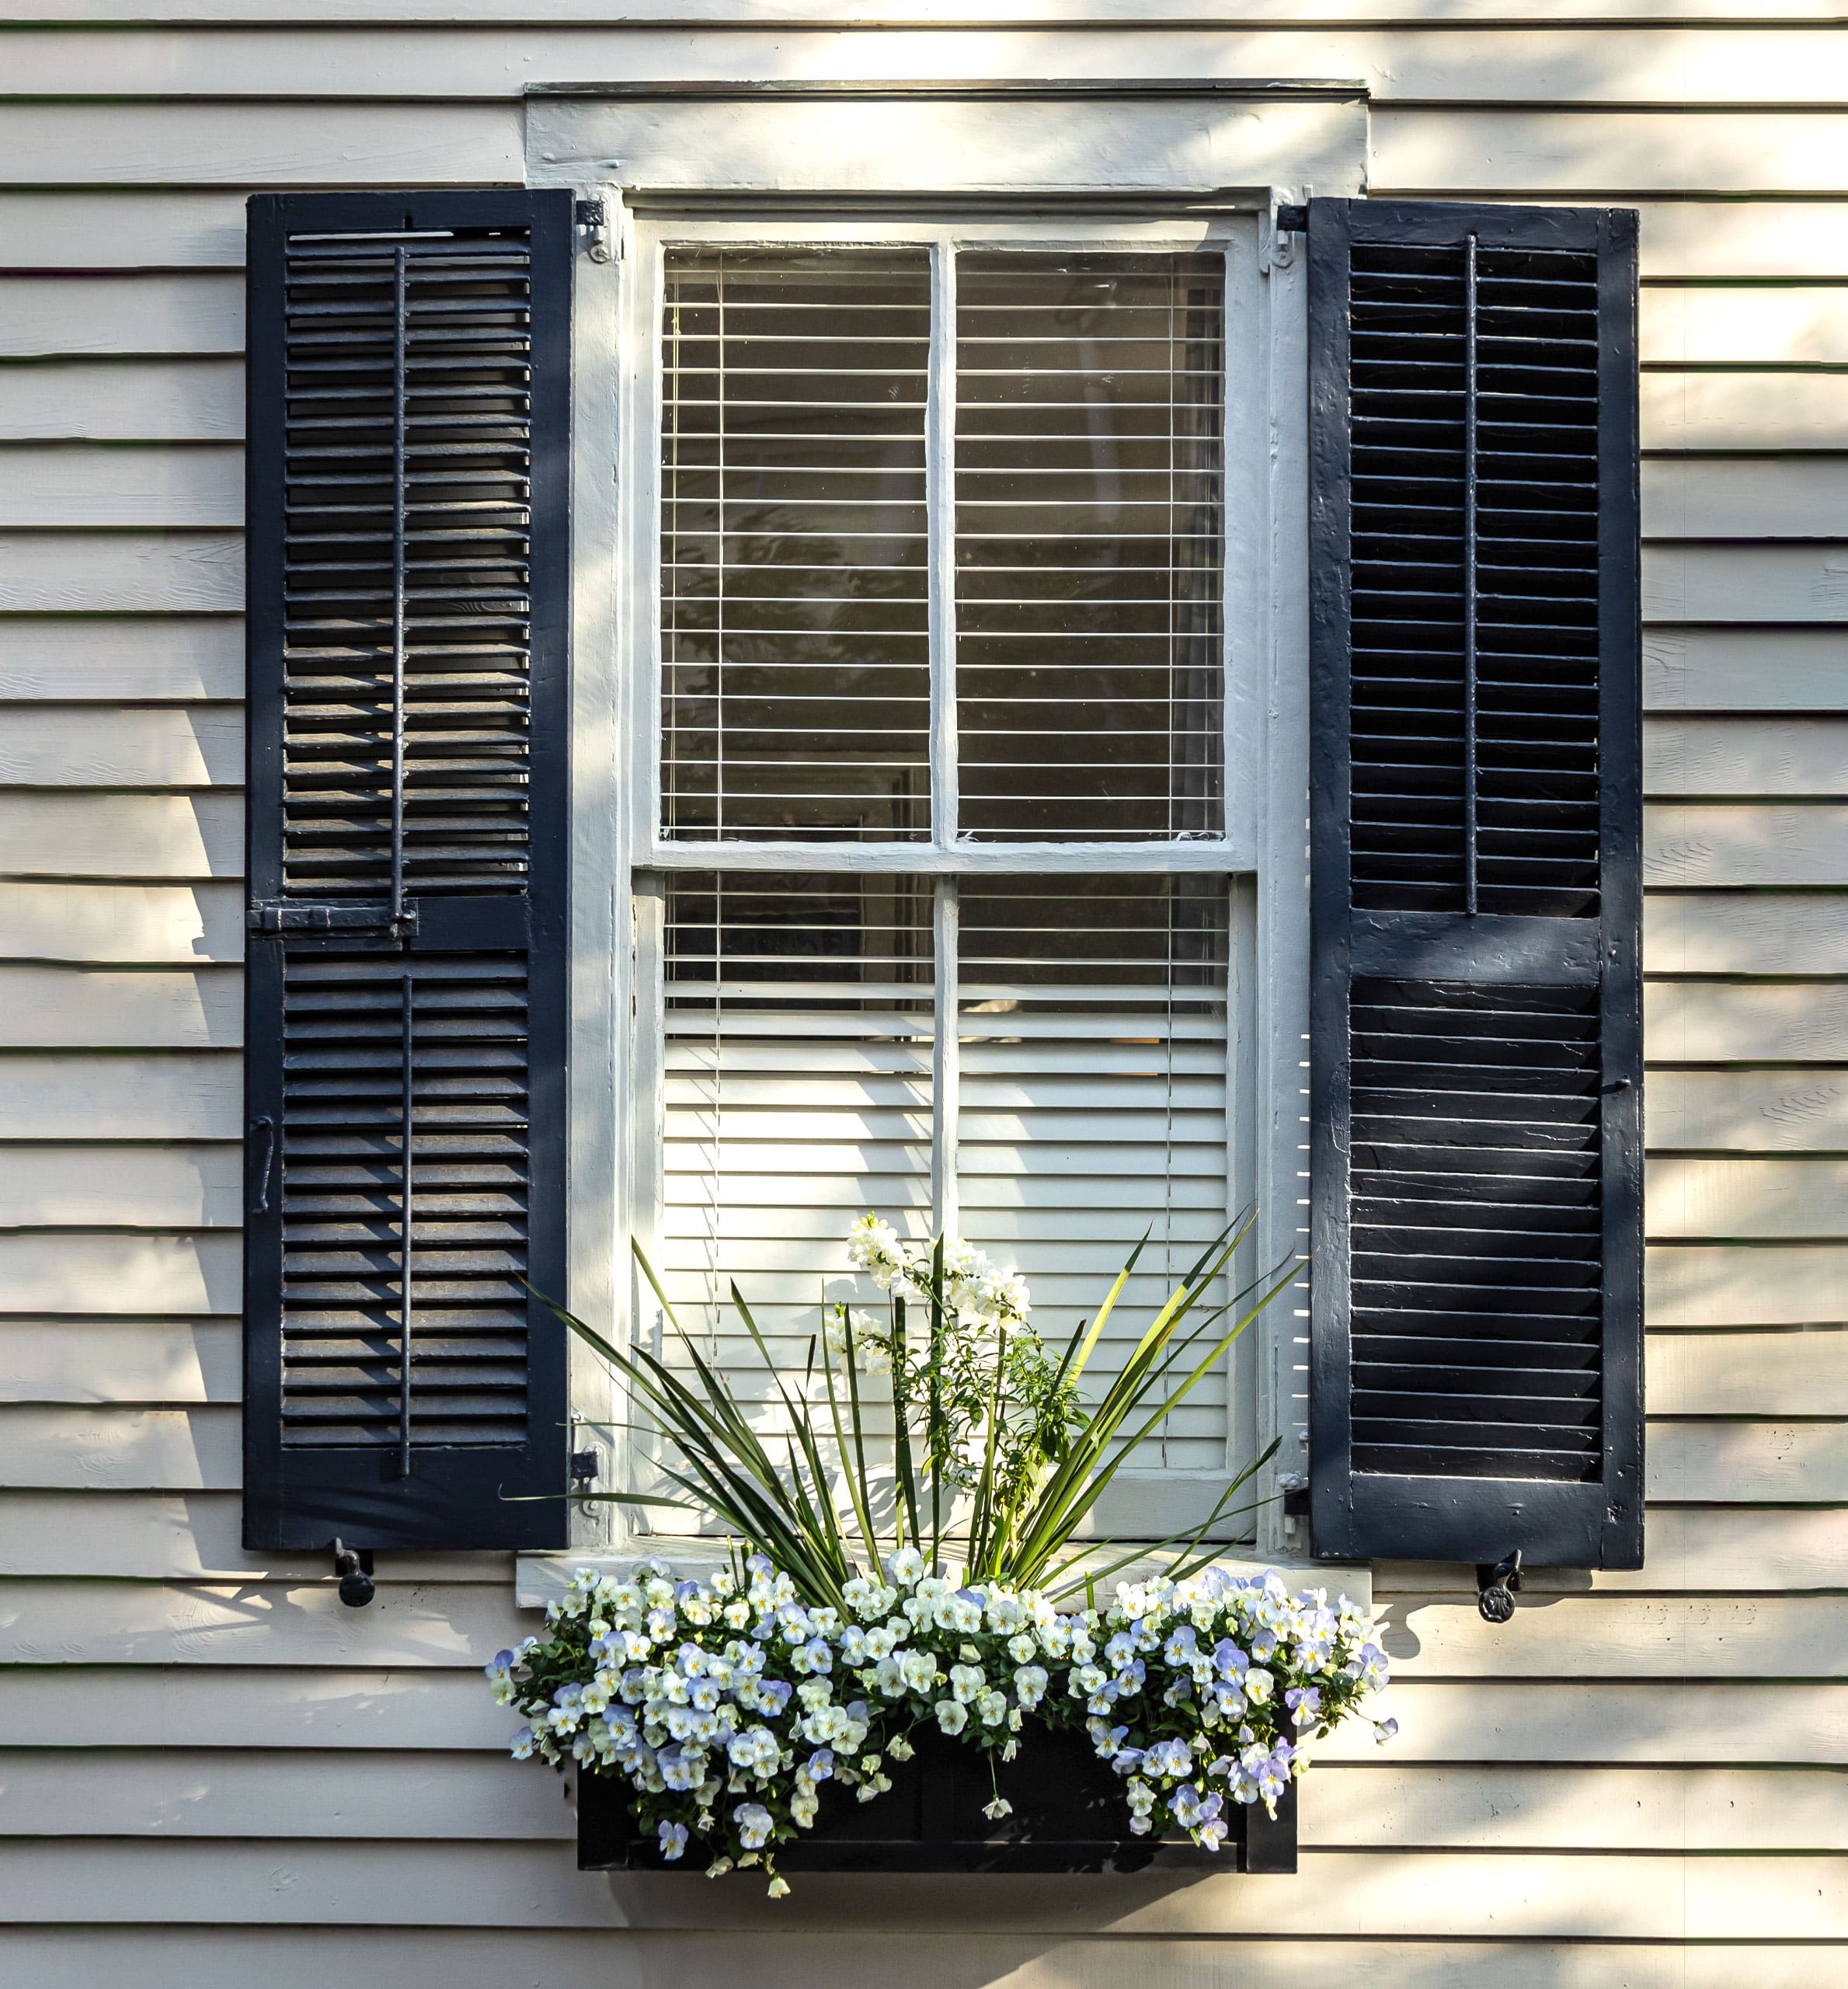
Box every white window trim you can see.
[538,103,1332,1566]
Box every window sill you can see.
[514,1548,1371,1615]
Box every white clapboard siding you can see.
[0,880,242,964]
[1641,369,1848,452]
[1642,458,1848,542]
[1648,806,1848,888]
[0,966,242,1048]
[0,1143,238,1228]
[0,616,242,701]
[1641,285,1848,365]
[1651,1160,1848,1246]
[0,102,520,186]
[1383,1505,1848,1594]
[1645,892,1848,974]
[0,1494,516,1583]
[0,1233,240,1315]
[0,794,242,881]
[0,1841,1837,1938]
[1647,1068,1848,1153]
[0,276,242,359]
[0,359,243,442]
[5,1938,1846,1989]
[1646,718,1848,797]
[9,1936,1847,1989]
[0,1405,242,1492]
[0,1747,572,1839]
[0,535,242,614]
[1645,632,1848,714]
[1648,1420,1848,1503]
[0,190,249,270]
[0,1664,510,1750]
[1649,1242,1848,1325]
[0,705,242,788]
[1645,1319,1848,1411]
[0,1318,235,1407]
[1295,1766,1848,1851]
[1372,109,1848,195]
[1628,200,1848,279]
[0,1052,237,1140]
[9,26,1848,106]
[1643,545,1848,624]
[1381,1597,1848,1681]
[1647,981,1848,1063]
[0,1579,519,1668]
[0,445,243,528]
[18,26,1848,107]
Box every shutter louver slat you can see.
[244,192,572,1552]
[1308,200,1642,1571]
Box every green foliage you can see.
[530,1210,1299,1607]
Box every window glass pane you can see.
[955,253,1226,841]
[661,249,933,841]
[661,873,934,1376]
[956,876,1231,1465]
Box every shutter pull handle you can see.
[248,1115,277,1215]
[332,1538,375,1609]
[1475,1550,1523,1624]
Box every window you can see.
[623,218,1265,1520]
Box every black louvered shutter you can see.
[242,191,572,1551]
[1307,200,1642,1569]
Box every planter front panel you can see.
[577,1726,1296,1874]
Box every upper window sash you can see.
[620,214,1265,871]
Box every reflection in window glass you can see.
[660,249,932,841]
[955,253,1225,841]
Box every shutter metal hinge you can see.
[247,900,418,939]
[1475,1549,1523,1624]
[1276,203,1310,234]
[575,197,612,263]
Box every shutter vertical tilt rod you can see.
[398,974,416,1477]
[390,244,415,1475]
[388,245,411,942]
[1462,232,1479,918]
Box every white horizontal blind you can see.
[957,876,1232,1469]
[660,249,933,841]
[660,873,934,1399]
[955,253,1226,840]
[658,872,1230,1472]
[646,238,1242,1512]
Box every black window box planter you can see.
[577,1723,1296,1874]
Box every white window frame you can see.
[553,180,1317,1566]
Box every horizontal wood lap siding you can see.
[0,10,1842,1982]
